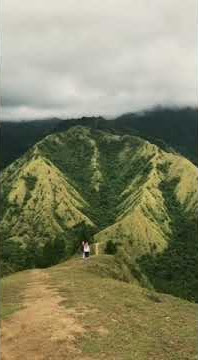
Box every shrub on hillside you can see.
[105,240,117,255]
[138,177,198,302]
[22,175,37,191]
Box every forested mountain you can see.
[114,107,198,164]
[1,126,197,301]
[1,118,61,169]
[1,107,197,169]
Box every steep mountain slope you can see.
[1,142,96,273]
[1,118,62,169]
[1,154,94,241]
[2,107,198,170]
[37,127,197,254]
[115,107,198,165]
[95,146,198,254]
[1,127,197,300]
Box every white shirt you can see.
[84,243,90,252]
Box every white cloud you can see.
[1,0,197,120]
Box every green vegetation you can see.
[105,239,118,255]
[1,126,197,304]
[1,239,27,276]
[115,107,198,165]
[1,222,96,276]
[40,234,66,267]
[1,118,61,169]
[47,257,197,359]
[2,257,197,358]
[40,128,153,231]
[22,174,37,191]
[2,107,197,169]
[1,119,198,359]
[138,177,198,302]
[1,270,30,319]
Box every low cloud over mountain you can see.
[1,0,197,120]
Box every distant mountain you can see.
[1,127,198,301]
[114,107,198,164]
[1,118,62,169]
[1,107,198,170]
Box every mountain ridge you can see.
[1,107,197,169]
[1,126,197,301]
[2,256,197,359]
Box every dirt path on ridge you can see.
[1,270,87,360]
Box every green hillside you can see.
[1,118,63,170]
[1,257,198,360]
[1,127,197,301]
[1,108,198,170]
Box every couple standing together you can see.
[82,241,90,259]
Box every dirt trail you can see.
[1,270,86,360]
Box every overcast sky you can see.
[1,0,197,120]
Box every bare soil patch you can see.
[1,270,85,360]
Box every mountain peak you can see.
[1,127,198,301]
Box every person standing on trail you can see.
[82,241,85,259]
[83,241,90,259]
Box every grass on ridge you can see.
[0,270,31,319]
[47,256,197,360]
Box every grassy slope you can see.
[2,127,197,251]
[1,149,95,245]
[95,146,198,253]
[1,127,197,300]
[1,257,197,360]
[1,270,31,318]
[2,108,197,172]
